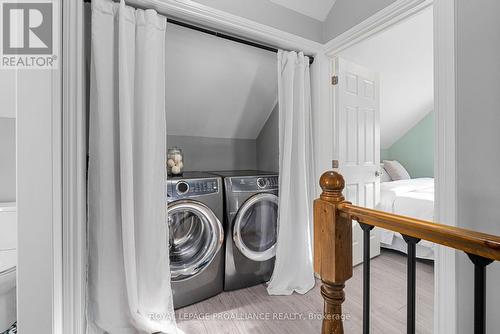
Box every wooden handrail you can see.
[314,170,500,334]
[339,203,500,261]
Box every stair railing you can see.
[314,170,500,334]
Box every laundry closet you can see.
[163,19,281,310]
[84,1,315,332]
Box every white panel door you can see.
[333,57,381,266]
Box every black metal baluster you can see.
[359,223,374,334]
[403,235,421,334]
[466,253,493,334]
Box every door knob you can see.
[375,171,381,177]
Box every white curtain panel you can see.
[88,0,180,333]
[267,50,316,295]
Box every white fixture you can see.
[0,202,16,332]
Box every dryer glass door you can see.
[233,193,278,262]
[168,200,223,281]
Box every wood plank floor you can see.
[175,250,434,334]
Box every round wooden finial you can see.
[319,171,345,201]
[320,170,344,191]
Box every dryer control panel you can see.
[230,176,278,192]
[167,178,219,200]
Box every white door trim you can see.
[129,0,323,54]
[62,1,87,333]
[324,0,457,333]
[17,1,62,332]
[324,0,433,56]
[433,0,457,333]
[61,1,324,333]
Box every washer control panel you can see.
[167,178,219,200]
[230,176,278,192]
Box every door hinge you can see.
[331,75,338,85]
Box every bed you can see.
[376,177,435,260]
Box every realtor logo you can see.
[1,0,58,69]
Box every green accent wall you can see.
[381,149,390,161]
[382,111,434,178]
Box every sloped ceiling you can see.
[269,0,337,21]
[339,7,433,149]
[165,23,278,140]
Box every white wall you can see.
[191,0,323,42]
[455,1,500,332]
[0,118,16,202]
[339,6,434,149]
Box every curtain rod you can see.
[83,0,315,65]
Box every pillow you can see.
[380,165,392,182]
[383,160,411,180]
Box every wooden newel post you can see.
[314,170,353,334]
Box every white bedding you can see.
[376,178,435,260]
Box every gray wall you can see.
[191,0,406,43]
[0,71,15,118]
[456,1,500,332]
[167,135,257,171]
[0,118,16,202]
[192,0,323,43]
[323,0,399,41]
[168,110,279,172]
[257,103,279,172]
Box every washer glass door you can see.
[233,193,278,261]
[168,200,223,281]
